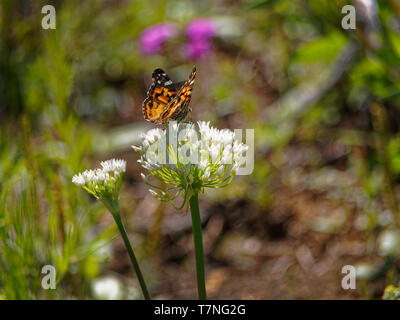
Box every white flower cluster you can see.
[197,121,248,175]
[72,159,126,200]
[133,121,248,209]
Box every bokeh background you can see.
[2,0,400,300]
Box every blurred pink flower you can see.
[182,19,216,60]
[181,39,213,60]
[139,23,178,54]
[185,19,216,40]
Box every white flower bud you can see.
[149,189,159,198]
[203,167,211,180]
[131,145,142,154]
[216,165,224,176]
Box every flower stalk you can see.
[104,198,151,300]
[189,191,207,300]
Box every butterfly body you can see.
[142,67,196,126]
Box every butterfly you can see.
[142,66,196,126]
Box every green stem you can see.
[105,199,151,300]
[189,192,207,300]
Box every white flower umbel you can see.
[72,158,151,300]
[72,159,126,201]
[132,121,248,210]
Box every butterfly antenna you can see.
[189,66,197,84]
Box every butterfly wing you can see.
[157,66,196,124]
[142,68,177,123]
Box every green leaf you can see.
[294,32,348,63]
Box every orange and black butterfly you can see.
[142,66,196,126]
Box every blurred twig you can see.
[261,41,359,146]
[300,127,377,147]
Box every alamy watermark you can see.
[341,265,356,290]
[41,265,56,290]
[41,5,56,30]
[342,5,356,30]
[140,121,254,175]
